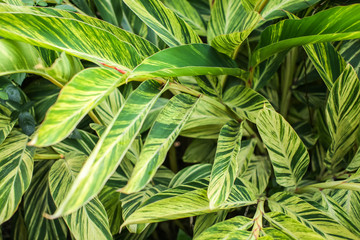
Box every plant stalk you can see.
[251,199,265,239]
[34,153,64,160]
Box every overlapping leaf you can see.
[325,65,360,171]
[193,210,228,238]
[0,105,14,144]
[123,0,201,47]
[0,130,34,224]
[251,4,360,66]
[50,80,166,218]
[257,108,310,188]
[208,120,243,208]
[30,67,125,146]
[93,88,124,126]
[122,94,199,193]
[168,164,212,188]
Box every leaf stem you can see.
[251,199,265,239]
[34,153,64,160]
[296,179,360,193]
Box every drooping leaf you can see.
[128,44,246,80]
[257,108,310,188]
[30,67,125,146]
[93,88,124,126]
[0,105,15,144]
[193,210,229,238]
[168,164,212,188]
[94,0,122,26]
[208,120,244,208]
[325,65,360,171]
[347,146,360,172]
[50,80,167,218]
[0,130,34,224]
[340,39,360,76]
[236,139,257,177]
[122,94,200,193]
[268,192,358,240]
[48,153,112,240]
[251,4,360,66]
[182,139,216,163]
[123,0,201,47]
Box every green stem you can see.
[34,153,64,160]
[251,199,265,239]
[88,111,102,125]
[296,179,360,193]
[168,145,178,173]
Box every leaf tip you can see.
[43,212,60,220]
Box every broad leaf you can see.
[182,139,216,163]
[347,146,360,172]
[94,0,122,27]
[168,164,212,188]
[49,153,112,240]
[251,4,360,66]
[269,192,358,240]
[193,210,228,238]
[340,39,360,76]
[50,80,166,218]
[98,186,122,235]
[123,0,201,47]
[325,65,360,171]
[257,108,310,188]
[208,120,243,208]
[0,130,34,224]
[122,94,200,193]
[0,105,15,144]
[93,88,124,126]
[30,68,125,146]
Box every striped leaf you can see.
[122,94,200,193]
[257,108,310,188]
[182,139,216,163]
[223,84,273,123]
[269,192,358,240]
[208,1,261,57]
[0,105,14,144]
[24,161,68,240]
[325,65,360,171]
[122,178,256,226]
[264,212,324,240]
[49,80,166,218]
[128,44,246,80]
[49,153,112,240]
[0,130,34,224]
[237,139,257,177]
[340,39,360,76]
[163,0,206,36]
[261,228,293,240]
[168,164,212,188]
[94,0,122,26]
[193,210,229,238]
[98,186,122,235]
[347,146,360,172]
[194,216,253,240]
[122,0,201,47]
[251,4,360,66]
[30,67,125,146]
[208,120,244,208]
[303,42,346,90]
[93,88,124,126]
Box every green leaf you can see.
[122,0,201,47]
[193,210,228,238]
[49,153,112,240]
[264,212,323,240]
[122,94,200,193]
[24,161,68,240]
[50,80,166,218]
[194,216,253,240]
[223,84,273,123]
[325,65,360,171]
[347,146,360,172]
[208,120,243,208]
[128,44,246,80]
[251,4,360,66]
[168,164,212,188]
[0,105,15,144]
[237,139,257,176]
[93,88,124,126]
[340,39,360,76]
[163,0,206,36]
[122,178,256,226]
[269,192,358,240]
[208,1,261,57]
[94,0,122,26]
[182,139,216,163]
[257,108,310,188]
[0,130,34,224]
[30,67,125,146]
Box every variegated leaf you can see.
[123,0,201,47]
[237,139,257,176]
[30,68,125,146]
[0,105,14,144]
[193,210,229,238]
[251,4,360,66]
[49,153,112,240]
[50,80,166,218]
[340,39,360,76]
[208,120,244,208]
[0,130,34,224]
[325,65,360,171]
[93,88,124,126]
[269,192,358,240]
[257,108,310,188]
[347,146,360,172]
[182,139,216,163]
[94,0,122,26]
[122,94,200,193]
[168,164,212,188]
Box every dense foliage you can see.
[1,0,360,239]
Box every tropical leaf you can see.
[251,4,360,66]
[223,83,273,123]
[268,192,358,240]
[257,108,310,188]
[93,88,124,126]
[122,94,200,193]
[182,139,216,163]
[325,65,360,171]
[340,39,360,76]
[168,164,212,188]
[122,178,256,226]
[48,153,112,240]
[49,80,167,218]
[208,1,261,57]
[261,227,293,240]
[208,120,244,208]
[122,0,201,47]
[94,0,122,26]
[347,146,360,172]
[140,97,168,133]
[0,130,34,224]
[237,139,257,176]
[193,210,229,238]
[194,216,253,240]
[11,210,28,240]
[0,105,15,144]
[30,67,125,146]
[23,161,68,240]
[128,44,246,80]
